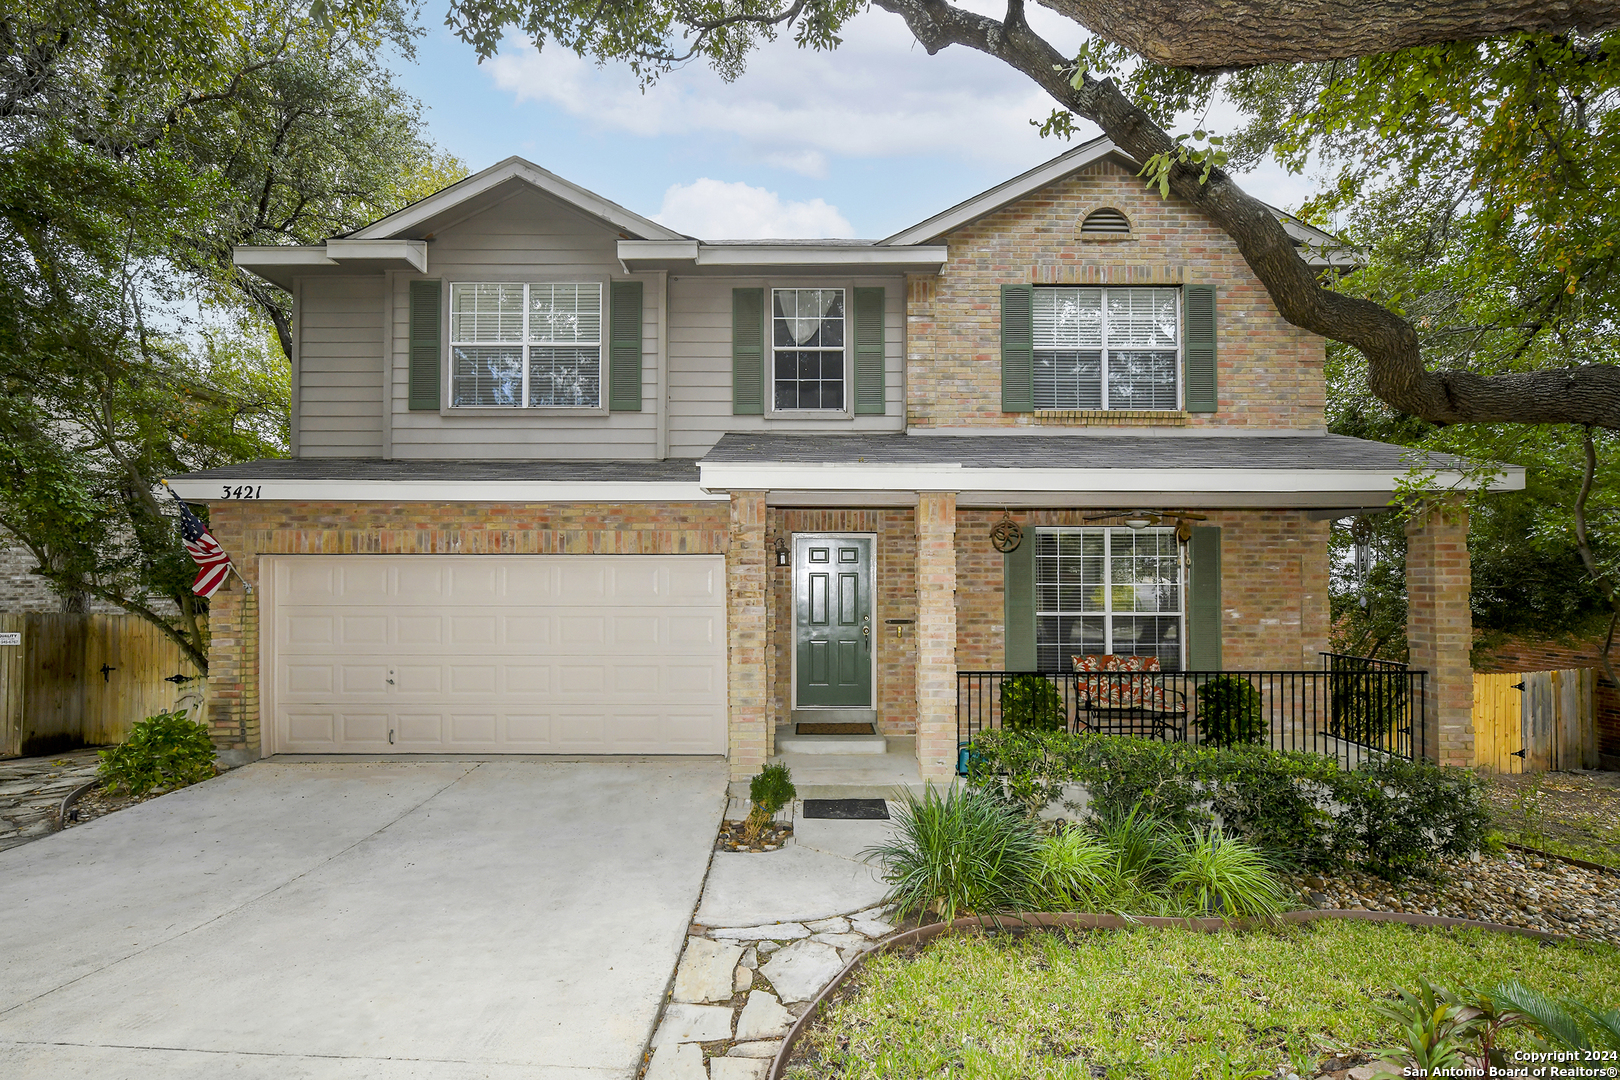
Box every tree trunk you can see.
[1036,0,1620,70]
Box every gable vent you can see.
[1081,207,1131,234]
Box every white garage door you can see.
[266,555,727,755]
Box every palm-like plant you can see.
[861,786,1041,923]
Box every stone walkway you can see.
[0,750,101,851]
[643,799,902,1080]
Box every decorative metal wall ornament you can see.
[989,511,1023,553]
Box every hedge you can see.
[964,731,1492,879]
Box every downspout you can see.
[656,270,670,459]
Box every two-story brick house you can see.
[172,135,1520,781]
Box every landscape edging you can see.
[54,779,100,831]
[767,908,1570,1080]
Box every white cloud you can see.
[484,9,1093,177]
[654,178,855,239]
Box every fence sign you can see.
[0,633,18,646]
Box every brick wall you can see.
[952,508,1332,672]
[905,158,1326,431]
[0,534,125,614]
[1406,501,1474,767]
[203,499,730,761]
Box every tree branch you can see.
[871,0,1620,431]
[1573,428,1620,687]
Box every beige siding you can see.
[298,276,385,457]
[666,274,906,459]
[388,187,660,459]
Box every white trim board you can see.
[167,480,727,503]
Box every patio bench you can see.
[1070,654,1189,741]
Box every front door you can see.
[794,535,873,707]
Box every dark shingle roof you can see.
[171,458,702,482]
[700,433,1467,471]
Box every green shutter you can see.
[609,280,643,411]
[1004,535,1036,671]
[732,287,764,415]
[408,279,442,411]
[1187,526,1222,670]
[1184,285,1217,413]
[1001,284,1034,412]
[853,287,886,415]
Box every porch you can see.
[710,433,1500,784]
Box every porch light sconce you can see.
[773,536,790,567]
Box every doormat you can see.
[795,723,876,735]
[802,798,890,820]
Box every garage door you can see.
[266,555,727,755]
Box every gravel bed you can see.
[715,819,794,853]
[61,784,166,828]
[1284,851,1620,946]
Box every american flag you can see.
[169,491,234,598]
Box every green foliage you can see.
[749,761,797,815]
[1371,979,1474,1076]
[999,674,1066,734]
[1196,675,1264,748]
[97,710,218,796]
[1031,826,1113,909]
[966,731,1489,879]
[861,786,1042,922]
[0,0,465,667]
[743,761,795,843]
[1167,828,1288,919]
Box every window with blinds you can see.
[449,282,603,408]
[1032,286,1179,410]
[1035,527,1183,672]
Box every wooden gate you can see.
[0,614,204,757]
[1472,668,1599,773]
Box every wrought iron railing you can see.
[957,665,1428,770]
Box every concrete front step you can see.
[774,727,887,756]
[730,740,935,800]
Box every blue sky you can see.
[391,10,1317,241]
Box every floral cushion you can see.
[1071,653,1180,711]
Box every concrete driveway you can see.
[0,757,728,1079]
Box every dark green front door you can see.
[795,535,873,707]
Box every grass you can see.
[783,921,1620,1080]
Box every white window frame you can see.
[1034,526,1186,672]
[447,280,606,412]
[1033,286,1182,411]
[767,284,852,417]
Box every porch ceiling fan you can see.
[1084,509,1208,544]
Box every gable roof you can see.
[879,136,1356,267]
[345,156,690,242]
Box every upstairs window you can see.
[1032,286,1179,410]
[1035,527,1183,672]
[449,282,603,408]
[772,288,845,411]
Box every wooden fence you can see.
[1472,668,1600,773]
[0,613,204,758]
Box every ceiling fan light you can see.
[1124,517,1153,530]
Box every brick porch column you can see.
[727,491,769,782]
[916,491,958,780]
[1405,498,1473,766]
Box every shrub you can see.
[1197,675,1264,748]
[965,730,1489,879]
[1000,674,1066,733]
[1032,828,1113,910]
[97,710,217,796]
[861,786,1041,922]
[744,762,796,843]
[1168,828,1288,918]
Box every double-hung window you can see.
[772,287,845,411]
[1032,287,1180,410]
[1035,527,1183,671]
[450,282,603,408]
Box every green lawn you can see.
[783,922,1620,1080]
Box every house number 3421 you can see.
[221,485,262,499]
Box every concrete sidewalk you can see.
[0,757,727,1079]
